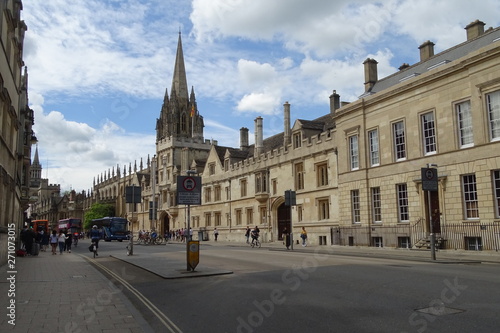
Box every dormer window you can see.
[293,132,302,148]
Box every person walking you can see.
[65,231,73,253]
[214,228,219,241]
[49,230,58,255]
[300,227,308,246]
[24,227,35,256]
[41,230,49,252]
[57,230,67,254]
[245,226,250,243]
[282,227,291,250]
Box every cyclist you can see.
[90,225,101,256]
[251,226,260,245]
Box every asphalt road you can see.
[74,240,500,333]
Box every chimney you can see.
[329,90,340,114]
[465,19,485,40]
[283,102,291,147]
[399,63,410,71]
[254,117,263,156]
[240,127,249,150]
[419,40,435,62]
[363,58,378,92]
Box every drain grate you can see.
[416,306,465,316]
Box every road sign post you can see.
[178,172,201,271]
[422,165,438,260]
[285,190,296,250]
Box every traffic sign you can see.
[421,168,438,192]
[177,176,202,205]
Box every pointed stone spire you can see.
[147,154,151,169]
[140,157,143,171]
[134,160,137,172]
[171,32,189,103]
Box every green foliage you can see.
[84,203,115,229]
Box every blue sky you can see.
[21,0,500,192]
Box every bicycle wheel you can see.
[155,237,163,245]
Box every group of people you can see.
[282,226,308,250]
[48,229,78,255]
[19,226,79,256]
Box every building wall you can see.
[0,1,30,265]
[334,32,500,248]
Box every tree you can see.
[84,203,115,229]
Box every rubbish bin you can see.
[198,231,204,241]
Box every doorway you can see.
[277,203,290,241]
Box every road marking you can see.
[80,254,183,333]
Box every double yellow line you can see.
[80,254,183,333]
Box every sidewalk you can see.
[0,248,151,333]
[200,239,500,264]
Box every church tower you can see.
[30,145,42,189]
[156,32,204,142]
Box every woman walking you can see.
[49,230,58,255]
[57,230,66,254]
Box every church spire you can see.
[171,32,189,102]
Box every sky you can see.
[21,0,500,193]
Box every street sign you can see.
[285,190,296,206]
[125,186,141,203]
[177,176,202,205]
[188,240,200,270]
[421,168,438,192]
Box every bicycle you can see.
[250,237,261,248]
[90,241,98,258]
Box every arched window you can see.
[181,113,187,132]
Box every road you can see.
[73,240,500,333]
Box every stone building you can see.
[27,146,86,230]
[88,20,500,250]
[0,0,33,264]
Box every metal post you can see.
[186,169,195,271]
[290,204,293,250]
[427,163,437,261]
[428,190,436,260]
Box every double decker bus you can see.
[30,219,49,233]
[91,217,128,241]
[58,218,82,236]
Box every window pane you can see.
[397,184,409,222]
[422,112,436,154]
[456,101,473,147]
[369,130,379,166]
[462,174,479,219]
[393,122,406,160]
[487,91,500,140]
[350,135,359,170]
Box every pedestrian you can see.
[214,228,219,241]
[300,227,308,246]
[49,230,58,255]
[65,231,73,253]
[282,227,291,250]
[41,230,49,252]
[57,230,66,254]
[245,226,250,243]
[24,227,35,256]
[20,225,28,250]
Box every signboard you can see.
[188,241,200,270]
[125,186,141,203]
[421,168,438,192]
[177,176,202,205]
[285,190,296,206]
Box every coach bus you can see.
[91,217,128,241]
[30,219,49,233]
[58,218,82,236]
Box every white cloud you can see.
[31,97,155,192]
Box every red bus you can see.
[58,218,82,236]
[30,219,49,233]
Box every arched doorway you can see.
[277,203,290,241]
[161,214,170,236]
